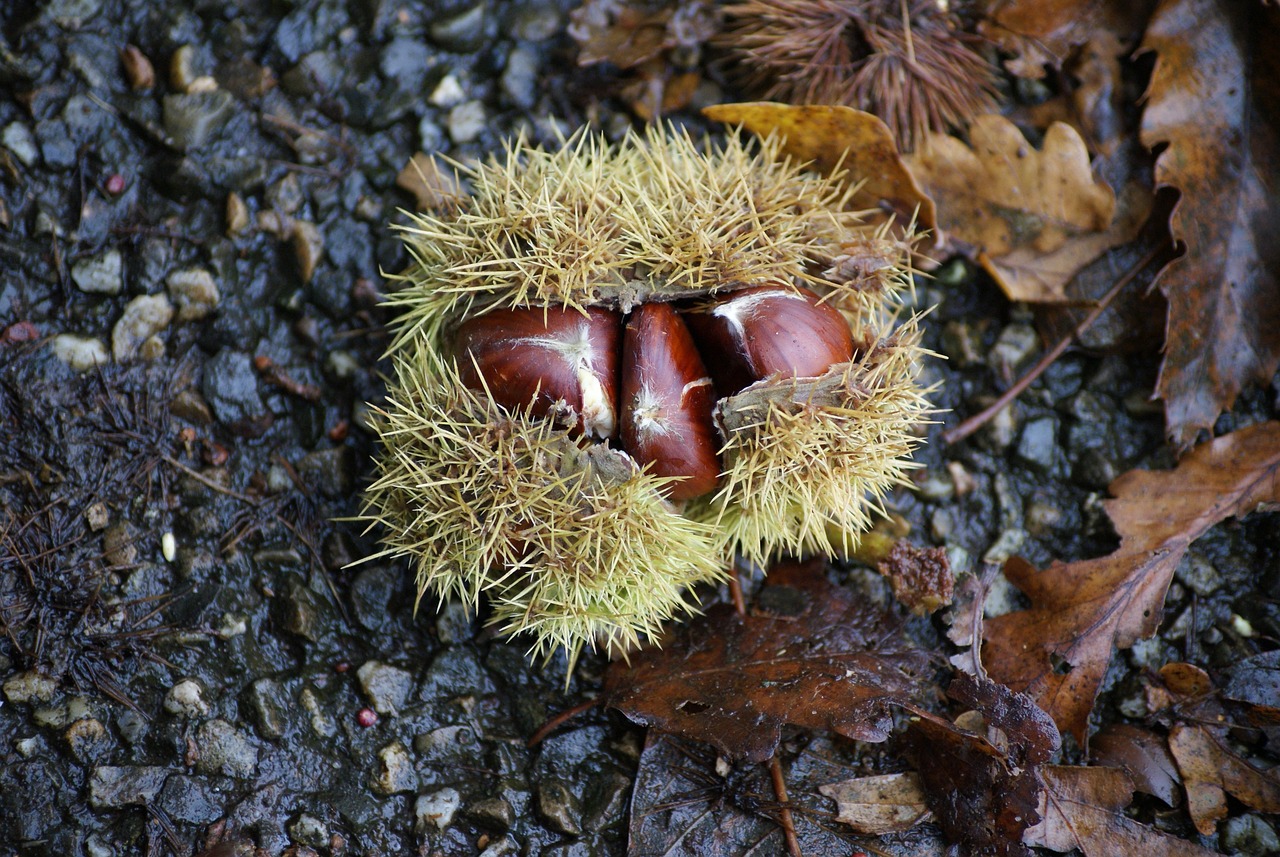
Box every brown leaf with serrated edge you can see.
[1026,766,1218,857]
[983,421,1280,741]
[1092,724,1182,807]
[905,115,1131,303]
[818,772,931,834]
[1145,663,1280,835]
[1139,0,1280,449]
[702,103,937,235]
[604,559,934,763]
[980,0,1155,80]
[1168,723,1280,835]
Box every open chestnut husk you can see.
[362,125,930,660]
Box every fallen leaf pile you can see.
[541,1,1280,854]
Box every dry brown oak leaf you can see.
[980,0,1155,80]
[1025,765,1218,857]
[982,420,1280,742]
[703,102,938,237]
[1139,0,1280,450]
[905,114,1140,302]
[1147,662,1280,835]
[603,559,934,763]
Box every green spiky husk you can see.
[363,124,931,660]
[359,355,726,663]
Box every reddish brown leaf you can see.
[1167,723,1280,835]
[1026,765,1218,857]
[604,560,934,763]
[901,711,1042,857]
[878,541,953,615]
[1139,0,1280,448]
[983,421,1280,740]
[1092,724,1182,807]
[947,672,1061,767]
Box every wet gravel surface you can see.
[2,1,1278,856]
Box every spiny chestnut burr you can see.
[620,303,720,500]
[362,125,930,663]
[682,285,855,396]
[455,306,621,438]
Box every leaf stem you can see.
[770,756,803,857]
[941,246,1163,446]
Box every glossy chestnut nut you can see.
[620,303,721,500]
[683,285,855,395]
[456,306,622,438]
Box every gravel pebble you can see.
[88,766,168,809]
[166,267,220,321]
[50,334,109,372]
[112,294,173,362]
[3,670,58,704]
[356,660,413,715]
[164,679,210,718]
[194,718,259,778]
[448,100,487,143]
[415,788,462,832]
[370,741,418,795]
[71,249,123,295]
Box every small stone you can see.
[15,736,42,758]
[415,788,462,833]
[468,796,515,831]
[164,679,210,718]
[71,249,124,295]
[1024,498,1063,536]
[292,220,324,283]
[89,766,167,809]
[509,4,562,40]
[163,90,235,150]
[501,46,538,109]
[247,678,289,740]
[435,601,475,644]
[112,294,173,363]
[120,44,155,90]
[447,100,487,144]
[356,660,413,715]
[3,670,58,704]
[1174,550,1223,597]
[161,532,177,562]
[537,780,583,836]
[370,741,418,795]
[982,528,1026,566]
[988,323,1039,381]
[103,521,137,566]
[195,718,259,778]
[65,717,111,762]
[290,813,329,848]
[50,334,109,372]
[166,267,221,321]
[940,320,983,367]
[85,502,109,531]
[479,837,519,857]
[299,687,336,737]
[226,192,249,234]
[201,349,271,436]
[2,122,39,166]
[297,447,354,497]
[431,4,489,51]
[1221,813,1280,856]
[1015,416,1058,472]
[980,401,1018,450]
[170,388,213,424]
[169,45,214,93]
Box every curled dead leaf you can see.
[702,102,937,236]
[905,115,1126,303]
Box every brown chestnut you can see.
[620,303,721,500]
[683,285,855,395]
[456,306,622,438]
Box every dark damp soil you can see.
[1,2,1276,856]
